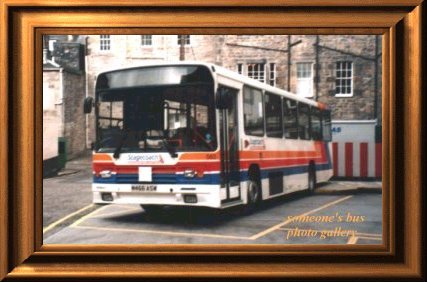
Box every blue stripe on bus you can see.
[93,163,332,185]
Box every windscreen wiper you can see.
[162,139,178,158]
[113,130,129,159]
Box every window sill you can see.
[335,94,353,98]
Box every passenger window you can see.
[298,103,311,140]
[265,92,282,138]
[283,98,298,139]
[322,110,332,141]
[243,86,264,136]
[311,107,322,141]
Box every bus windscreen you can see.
[95,82,217,154]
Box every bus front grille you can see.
[115,174,177,184]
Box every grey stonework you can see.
[62,71,87,160]
[43,67,86,160]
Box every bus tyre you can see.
[308,165,317,193]
[141,205,163,215]
[244,176,261,214]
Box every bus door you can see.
[217,86,241,203]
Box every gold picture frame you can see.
[0,0,424,280]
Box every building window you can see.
[296,62,314,97]
[247,63,265,83]
[177,35,191,45]
[99,35,111,51]
[141,35,152,46]
[237,63,243,74]
[269,63,276,86]
[335,61,353,97]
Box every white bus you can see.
[84,62,333,214]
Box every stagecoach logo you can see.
[249,139,265,150]
[127,154,164,164]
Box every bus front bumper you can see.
[92,183,223,208]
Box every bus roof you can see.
[97,61,325,109]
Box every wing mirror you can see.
[83,97,94,114]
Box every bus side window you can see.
[298,103,310,140]
[243,85,264,137]
[283,98,298,139]
[265,92,282,138]
[310,107,322,141]
[322,110,332,141]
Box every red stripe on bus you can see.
[345,143,353,177]
[332,142,338,176]
[375,143,382,177]
[93,155,329,175]
[360,143,368,177]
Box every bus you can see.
[83,62,333,214]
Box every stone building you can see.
[42,36,86,175]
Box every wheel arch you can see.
[248,163,261,185]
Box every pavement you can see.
[43,151,94,234]
[44,192,382,245]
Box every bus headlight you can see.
[184,169,196,178]
[99,170,116,178]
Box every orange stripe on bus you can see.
[93,153,113,162]
[179,151,220,160]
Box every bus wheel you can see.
[244,175,261,214]
[308,165,317,193]
[141,205,164,215]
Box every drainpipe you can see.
[374,35,379,122]
[85,36,90,149]
[315,35,320,101]
[59,68,65,138]
[179,36,185,61]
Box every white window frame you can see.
[141,35,153,46]
[177,35,191,46]
[237,63,243,74]
[247,63,266,83]
[99,35,111,51]
[269,63,276,87]
[335,61,354,97]
[296,62,314,98]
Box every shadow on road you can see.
[96,190,315,228]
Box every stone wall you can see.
[304,35,382,120]
[62,71,86,159]
[220,35,289,89]
[43,68,86,161]
[43,70,62,160]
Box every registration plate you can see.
[131,185,157,192]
